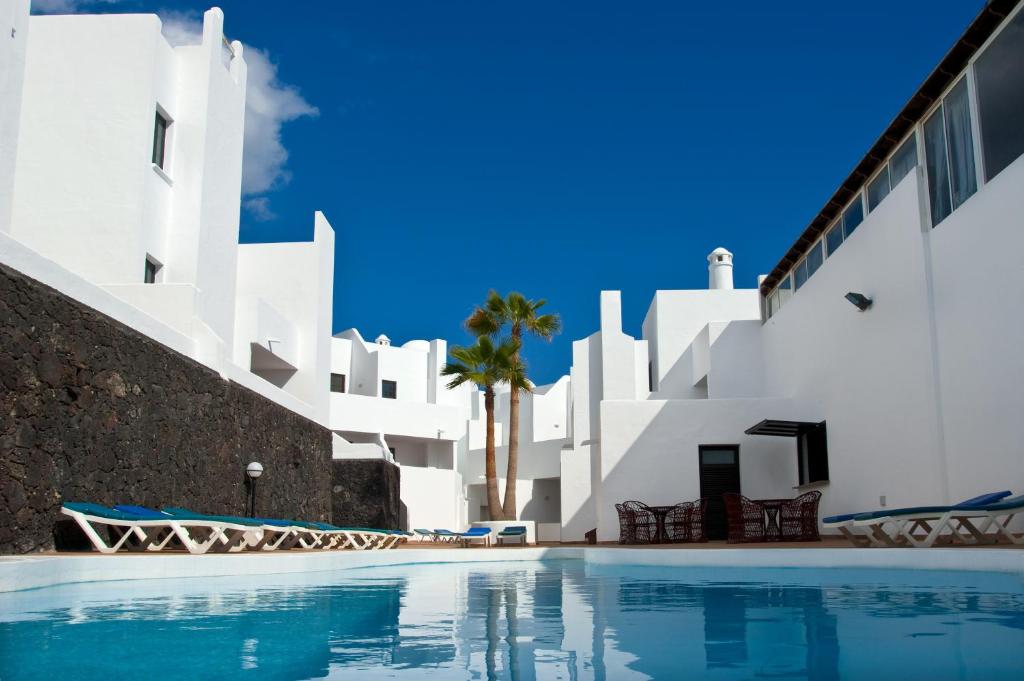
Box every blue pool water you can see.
[1,561,1023,680]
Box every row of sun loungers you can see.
[414,526,528,547]
[823,491,1024,547]
[61,503,414,555]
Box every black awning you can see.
[744,419,821,437]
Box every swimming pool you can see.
[0,559,1022,680]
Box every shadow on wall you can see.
[559,399,798,542]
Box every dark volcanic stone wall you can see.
[331,459,400,530]
[0,262,333,554]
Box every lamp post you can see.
[246,461,263,517]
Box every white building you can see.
[561,0,1024,542]
[0,4,335,425]
[328,330,569,540]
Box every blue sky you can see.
[39,1,985,384]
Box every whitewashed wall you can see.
[596,398,799,541]
[760,174,949,520]
[0,0,29,234]
[236,212,335,424]
[925,155,1024,502]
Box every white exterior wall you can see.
[235,212,335,424]
[10,10,246,351]
[924,154,1024,502]
[0,0,29,233]
[647,289,760,399]
[596,398,799,541]
[761,174,948,518]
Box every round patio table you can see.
[646,505,674,544]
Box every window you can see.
[647,362,654,392]
[381,380,397,399]
[767,290,779,318]
[889,135,917,187]
[924,78,977,226]
[804,241,823,279]
[152,110,170,169]
[866,166,890,211]
[777,274,792,306]
[975,8,1024,182]
[143,256,161,284]
[825,222,843,257]
[797,422,829,485]
[330,373,346,393]
[841,196,863,237]
[793,259,808,290]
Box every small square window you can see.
[330,373,346,393]
[381,380,397,399]
[143,256,161,284]
[152,110,170,169]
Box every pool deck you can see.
[1,542,1022,593]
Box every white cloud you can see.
[158,13,318,219]
[242,197,276,222]
[158,13,317,218]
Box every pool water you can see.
[1,561,1022,680]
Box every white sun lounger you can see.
[62,503,256,555]
[841,493,1023,548]
[824,491,1013,547]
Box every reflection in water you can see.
[0,562,1022,680]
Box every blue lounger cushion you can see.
[64,502,151,521]
[823,490,1013,524]
[979,494,1024,511]
[459,527,491,537]
[498,526,527,535]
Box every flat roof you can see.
[759,0,1021,296]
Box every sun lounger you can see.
[414,528,440,541]
[825,491,1014,547]
[496,526,527,546]
[455,527,492,547]
[432,529,461,543]
[61,502,257,555]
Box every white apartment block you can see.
[0,3,335,425]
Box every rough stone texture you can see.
[0,262,333,554]
[331,459,400,530]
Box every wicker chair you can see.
[621,500,658,544]
[779,490,822,541]
[723,493,766,543]
[614,503,632,544]
[665,499,707,543]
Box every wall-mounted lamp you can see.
[246,461,263,517]
[844,292,873,312]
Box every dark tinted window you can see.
[842,198,864,237]
[330,373,346,393]
[867,167,890,211]
[382,380,397,399]
[825,223,843,257]
[975,10,1024,181]
[152,111,169,168]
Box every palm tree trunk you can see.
[502,386,519,520]
[484,387,503,520]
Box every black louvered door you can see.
[699,446,740,540]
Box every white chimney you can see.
[375,334,391,346]
[707,247,734,290]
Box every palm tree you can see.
[441,335,525,521]
[466,291,561,518]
